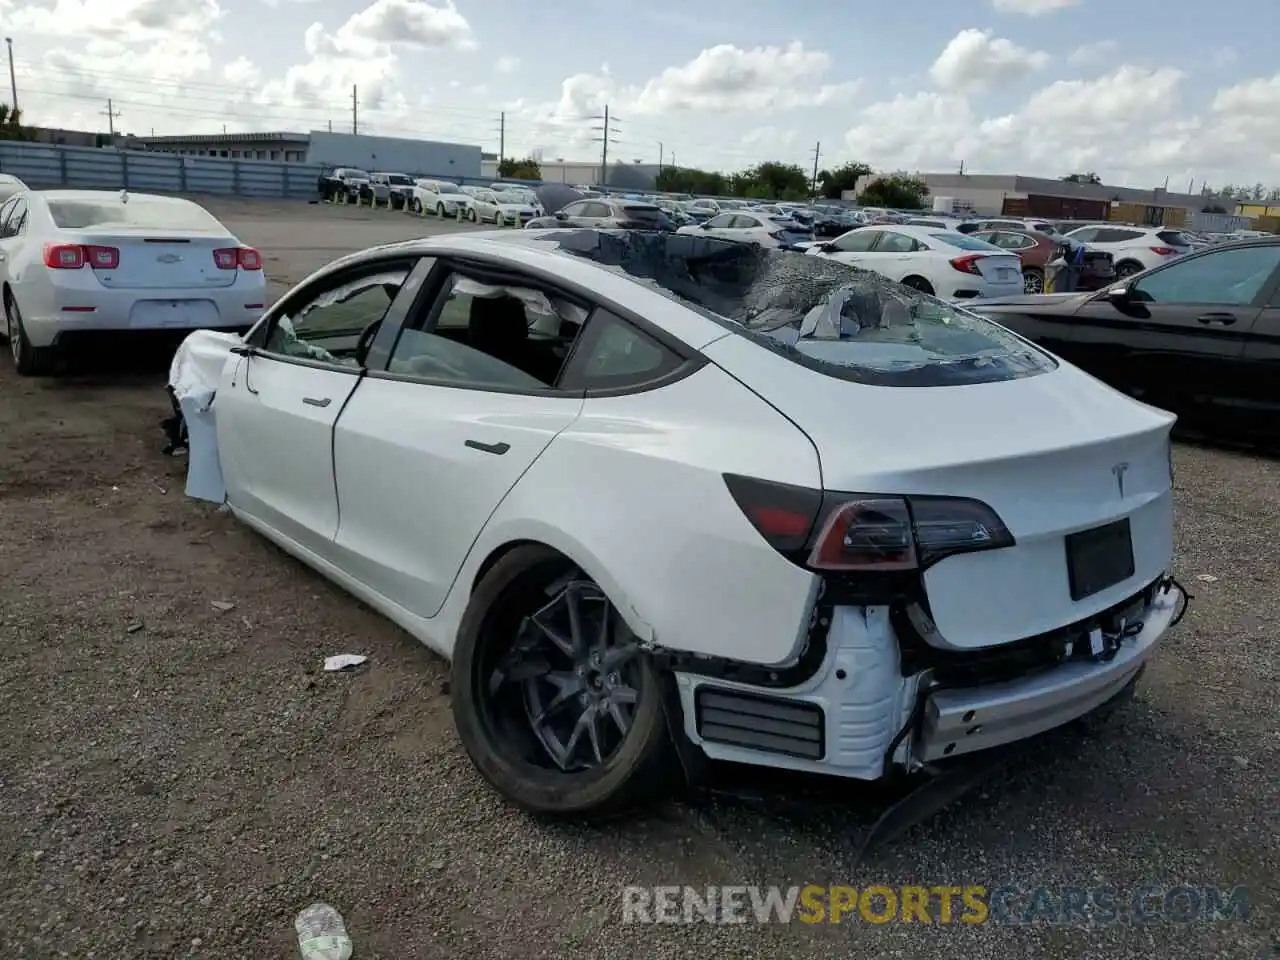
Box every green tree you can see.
[0,103,34,142]
[857,173,929,210]
[1061,171,1102,185]
[817,161,872,200]
[654,165,728,196]
[498,156,541,180]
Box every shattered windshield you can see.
[528,229,1056,387]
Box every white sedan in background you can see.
[166,228,1184,819]
[1,189,265,375]
[806,224,1024,299]
[410,180,475,219]
[677,211,813,249]
[1062,224,1193,278]
[466,189,538,227]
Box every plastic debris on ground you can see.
[295,903,353,960]
[168,329,242,504]
[1195,574,1220,583]
[323,654,368,672]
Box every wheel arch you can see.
[461,525,656,646]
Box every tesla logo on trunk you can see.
[156,253,183,263]
[1112,462,1130,497]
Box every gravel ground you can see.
[0,199,1275,959]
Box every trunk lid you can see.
[704,334,1176,649]
[70,232,238,289]
[973,252,1022,284]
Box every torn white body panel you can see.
[169,329,241,504]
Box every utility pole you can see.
[959,159,965,175]
[4,38,16,114]
[590,104,620,188]
[810,141,821,197]
[351,84,358,135]
[657,141,663,171]
[100,99,121,137]
[328,119,333,133]
[497,111,505,164]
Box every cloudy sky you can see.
[3,0,1278,189]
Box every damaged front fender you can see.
[167,329,242,503]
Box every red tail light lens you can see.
[724,474,1015,572]
[213,247,263,270]
[43,243,119,270]
[949,253,985,275]
[1149,246,1176,256]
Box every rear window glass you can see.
[532,230,1056,387]
[344,170,370,179]
[1156,230,1189,246]
[47,197,223,231]
[388,175,414,185]
[931,232,1000,251]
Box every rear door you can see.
[1067,243,1280,408]
[328,260,586,619]
[1230,249,1280,426]
[217,255,419,558]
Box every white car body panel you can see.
[703,333,1176,649]
[468,190,537,226]
[168,228,1185,784]
[0,190,265,348]
[412,180,474,216]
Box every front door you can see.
[217,257,420,557]
[329,263,586,619]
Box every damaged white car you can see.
[166,228,1188,820]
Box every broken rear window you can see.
[532,229,1056,387]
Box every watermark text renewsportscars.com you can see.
[621,884,1252,926]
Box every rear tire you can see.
[902,275,934,295]
[450,544,675,819]
[4,292,54,376]
[410,198,422,215]
[436,203,446,218]
[1023,266,1045,294]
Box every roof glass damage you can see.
[523,229,1056,387]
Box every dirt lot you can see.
[0,199,1275,959]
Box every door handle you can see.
[465,439,510,455]
[1196,313,1237,325]
[302,396,332,407]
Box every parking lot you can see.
[0,197,1276,959]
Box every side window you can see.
[386,270,586,391]
[733,215,760,229]
[560,309,686,391]
[1070,227,1099,243]
[972,231,996,245]
[875,231,917,253]
[260,263,411,365]
[0,196,17,237]
[9,198,27,235]
[560,201,587,217]
[582,202,611,218]
[834,229,880,253]
[706,214,736,228]
[1132,246,1280,306]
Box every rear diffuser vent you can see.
[694,688,825,760]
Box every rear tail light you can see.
[1150,246,1176,256]
[724,474,1014,572]
[213,247,263,270]
[949,253,985,276]
[43,243,119,270]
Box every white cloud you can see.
[336,0,475,51]
[991,0,1082,14]
[630,42,860,114]
[929,29,1050,90]
[222,56,261,89]
[496,56,521,74]
[1068,39,1118,66]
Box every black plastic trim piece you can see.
[695,687,826,760]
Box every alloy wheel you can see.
[7,302,20,365]
[1024,270,1044,294]
[489,575,642,772]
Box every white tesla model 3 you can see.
[168,228,1187,817]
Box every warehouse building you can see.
[912,173,1243,229]
[131,130,482,179]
